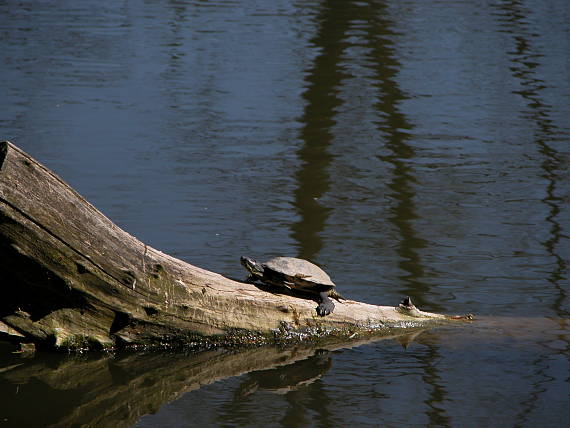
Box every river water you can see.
[0,0,569,426]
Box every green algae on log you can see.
[0,141,471,351]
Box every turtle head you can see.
[240,256,264,277]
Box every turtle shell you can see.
[263,257,335,289]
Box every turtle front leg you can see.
[244,274,258,284]
[316,292,335,316]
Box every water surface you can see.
[1,0,569,426]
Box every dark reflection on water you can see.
[362,4,449,426]
[292,0,348,261]
[2,319,557,428]
[493,0,568,320]
[490,10,570,425]
[231,350,333,427]
[1,0,570,426]
[364,1,435,311]
[0,332,409,428]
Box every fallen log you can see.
[0,141,469,350]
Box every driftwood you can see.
[0,141,468,350]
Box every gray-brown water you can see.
[0,0,569,426]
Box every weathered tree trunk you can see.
[0,141,466,350]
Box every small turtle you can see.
[240,256,344,316]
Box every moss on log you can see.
[0,141,469,351]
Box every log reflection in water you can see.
[0,331,425,428]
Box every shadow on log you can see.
[0,141,470,351]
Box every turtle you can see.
[240,256,344,316]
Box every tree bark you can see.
[0,141,466,350]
